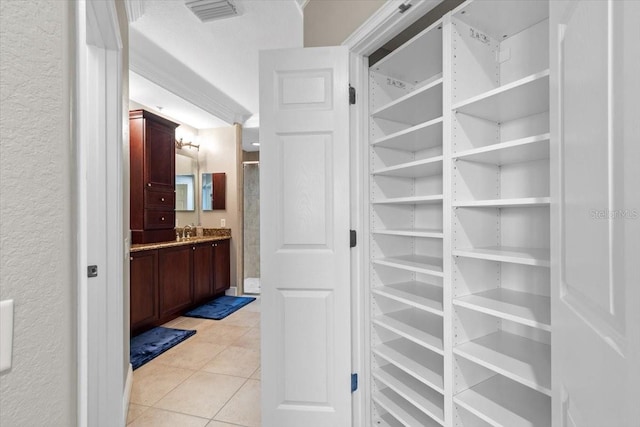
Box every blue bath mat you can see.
[130,327,196,370]
[184,295,256,320]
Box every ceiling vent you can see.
[185,0,240,23]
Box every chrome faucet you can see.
[182,224,193,240]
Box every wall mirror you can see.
[202,172,226,211]
[176,152,199,224]
[175,174,195,211]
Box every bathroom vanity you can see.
[129,232,231,335]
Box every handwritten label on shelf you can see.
[386,78,406,89]
[470,28,490,44]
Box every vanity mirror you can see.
[175,174,195,211]
[176,151,199,224]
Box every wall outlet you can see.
[221,218,226,227]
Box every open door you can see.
[259,46,351,427]
[550,1,640,426]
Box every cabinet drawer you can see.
[145,189,175,209]
[144,210,175,229]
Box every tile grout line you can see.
[209,376,252,423]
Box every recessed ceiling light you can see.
[252,142,260,146]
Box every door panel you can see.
[260,46,351,427]
[193,243,213,303]
[158,246,193,317]
[144,120,175,190]
[130,251,158,334]
[551,1,640,425]
[213,239,231,294]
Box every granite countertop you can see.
[131,228,231,252]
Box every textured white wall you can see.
[0,0,76,425]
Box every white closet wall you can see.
[367,1,551,426]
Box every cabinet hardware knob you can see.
[161,197,165,202]
[161,217,165,221]
[129,257,133,261]
[147,183,151,187]
[193,247,196,250]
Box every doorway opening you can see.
[242,161,260,294]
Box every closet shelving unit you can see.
[367,1,551,426]
[368,17,446,427]
[449,1,551,426]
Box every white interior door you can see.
[259,46,351,427]
[77,0,125,424]
[550,1,640,426]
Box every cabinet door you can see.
[158,245,193,317]
[213,239,231,294]
[144,120,175,191]
[130,250,158,334]
[193,243,213,304]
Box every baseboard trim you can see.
[225,286,238,296]
[123,363,133,424]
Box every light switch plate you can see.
[221,218,226,227]
[0,299,14,372]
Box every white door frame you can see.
[342,2,443,426]
[76,0,126,425]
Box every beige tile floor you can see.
[127,298,262,427]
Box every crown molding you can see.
[125,0,145,23]
[129,29,252,125]
[342,0,440,56]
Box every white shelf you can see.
[372,78,443,125]
[379,413,404,427]
[454,375,550,427]
[452,247,550,267]
[373,156,443,178]
[454,288,551,331]
[374,339,444,393]
[454,331,551,395]
[373,255,444,277]
[371,20,443,85]
[453,197,550,208]
[373,281,443,316]
[453,0,548,40]
[372,117,443,152]
[373,388,442,427]
[372,228,444,239]
[372,195,443,205]
[453,71,549,123]
[453,134,550,165]
[374,364,445,425]
[374,309,443,355]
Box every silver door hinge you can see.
[349,85,356,105]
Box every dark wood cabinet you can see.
[130,109,179,244]
[158,245,193,317]
[193,243,213,304]
[213,239,231,293]
[130,250,158,335]
[130,238,231,335]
